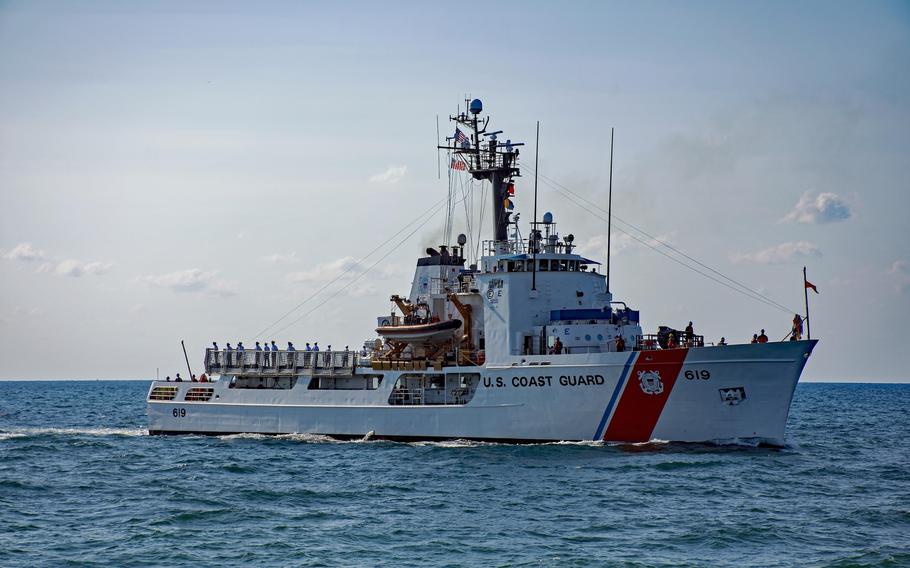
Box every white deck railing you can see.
[204,349,368,376]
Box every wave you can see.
[275,432,341,444]
[216,432,271,441]
[410,439,504,448]
[544,439,606,447]
[0,426,147,440]
[704,437,793,449]
[217,432,358,444]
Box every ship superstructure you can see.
[147,98,816,444]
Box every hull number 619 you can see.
[684,369,711,380]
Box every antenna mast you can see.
[437,97,523,247]
[532,121,540,291]
[606,128,614,294]
[181,339,193,379]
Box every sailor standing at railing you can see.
[237,342,245,365]
[255,341,263,365]
[225,343,233,365]
[271,341,279,366]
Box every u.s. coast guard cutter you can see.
[147,98,816,445]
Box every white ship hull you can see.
[147,341,815,445]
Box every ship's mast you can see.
[439,98,522,245]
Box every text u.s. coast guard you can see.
[483,375,605,388]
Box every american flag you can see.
[455,128,470,148]
[451,157,467,171]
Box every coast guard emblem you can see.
[638,370,664,395]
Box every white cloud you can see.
[888,259,909,275]
[581,231,677,259]
[888,259,910,294]
[287,256,363,283]
[732,241,822,264]
[285,256,400,286]
[782,191,851,224]
[55,259,114,277]
[12,306,44,317]
[141,268,238,297]
[369,165,407,185]
[3,243,113,278]
[3,242,46,262]
[261,252,297,264]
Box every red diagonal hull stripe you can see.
[604,348,689,442]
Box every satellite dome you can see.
[457,233,467,246]
[543,212,553,224]
[469,99,483,115]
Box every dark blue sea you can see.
[0,381,907,567]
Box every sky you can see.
[1,1,908,381]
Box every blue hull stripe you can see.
[593,352,637,440]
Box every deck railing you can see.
[635,334,705,351]
[204,349,368,376]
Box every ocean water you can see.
[0,381,908,567]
